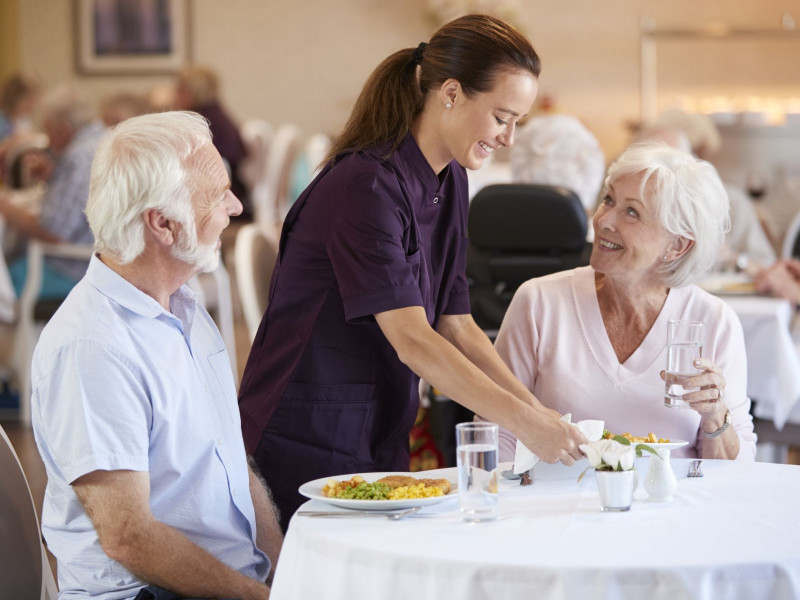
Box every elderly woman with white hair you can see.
[492,142,757,461]
[510,114,606,214]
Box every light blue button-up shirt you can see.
[31,255,269,599]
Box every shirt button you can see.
[433,197,439,204]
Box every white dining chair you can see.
[0,423,58,599]
[256,123,302,238]
[15,240,94,427]
[240,119,274,216]
[234,222,279,342]
[304,132,332,180]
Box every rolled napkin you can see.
[513,413,605,474]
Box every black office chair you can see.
[467,183,592,332]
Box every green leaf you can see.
[612,435,631,445]
[577,466,593,482]
[634,443,662,458]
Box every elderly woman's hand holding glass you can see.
[493,142,757,463]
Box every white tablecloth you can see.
[271,460,800,600]
[720,295,800,428]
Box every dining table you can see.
[270,459,800,600]
[715,292,800,429]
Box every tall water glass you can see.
[456,422,499,522]
[664,320,704,408]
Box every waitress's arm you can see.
[375,306,586,465]
[436,312,561,419]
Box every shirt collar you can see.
[85,254,198,326]
[397,133,452,194]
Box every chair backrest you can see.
[304,133,332,180]
[0,424,58,599]
[467,183,590,330]
[272,125,303,223]
[254,124,302,235]
[239,119,273,194]
[16,241,94,426]
[235,223,279,341]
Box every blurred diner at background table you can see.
[272,458,800,600]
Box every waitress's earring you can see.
[446,102,452,108]
[662,255,668,261]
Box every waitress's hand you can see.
[521,409,587,466]
[659,357,728,423]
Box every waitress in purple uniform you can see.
[239,14,586,530]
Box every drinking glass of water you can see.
[664,320,704,409]
[456,421,499,522]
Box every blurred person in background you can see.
[175,65,251,220]
[100,91,149,127]
[0,72,41,181]
[510,113,605,239]
[640,110,776,271]
[0,84,105,299]
[147,83,177,113]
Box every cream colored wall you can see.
[0,0,21,80]
[16,0,800,160]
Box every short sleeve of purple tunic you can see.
[323,138,471,323]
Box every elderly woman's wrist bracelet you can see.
[702,409,731,439]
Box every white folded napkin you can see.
[513,413,605,474]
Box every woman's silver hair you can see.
[85,111,211,264]
[605,142,730,288]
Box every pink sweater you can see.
[494,267,757,461]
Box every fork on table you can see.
[687,460,704,478]
[296,506,423,520]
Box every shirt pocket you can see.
[264,382,376,469]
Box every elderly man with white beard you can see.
[30,111,282,600]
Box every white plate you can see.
[622,440,689,452]
[298,471,458,510]
[696,274,757,296]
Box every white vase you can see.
[644,448,678,501]
[595,469,636,512]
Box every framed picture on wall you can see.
[75,0,190,74]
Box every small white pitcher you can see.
[644,448,678,501]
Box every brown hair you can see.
[324,14,540,164]
[0,73,38,116]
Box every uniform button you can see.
[433,197,439,204]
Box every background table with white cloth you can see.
[271,459,800,600]
[718,295,800,428]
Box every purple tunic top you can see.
[238,134,471,527]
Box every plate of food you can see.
[696,274,757,296]
[602,431,689,452]
[298,472,458,510]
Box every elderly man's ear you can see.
[143,208,177,248]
